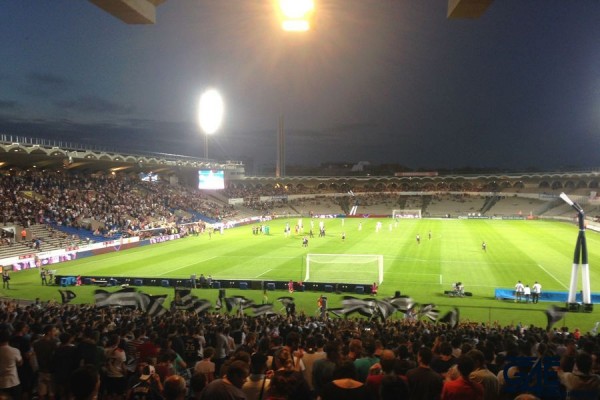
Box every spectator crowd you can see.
[0,299,599,400]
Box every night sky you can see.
[0,1,599,171]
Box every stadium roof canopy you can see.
[88,0,492,25]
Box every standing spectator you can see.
[70,365,101,400]
[431,342,457,378]
[242,352,271,400]
[33,324,58,400]
[163,375,187,400]
[466,350,499,400]
[9,321,34,400]
[364,349,397,400]
[558,352,600,400]
[301,336,326,395]
[312,340,342,398]
[0,329,22,400]
[189,373,207,400]
[52,332,80,400]
[195,347,216,383]
[41,268,48,285]
[104,333,128,400]
[2,269,10,289]
[532,281,542,303]
[354,339,379,383]
[441,356,483,400]
[319,360,367,400]
[199,360,249,400]
[127,364,164,400]
[406,347,443,400]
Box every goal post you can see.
[392,209,422,219]
[305,254,384,284]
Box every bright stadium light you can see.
[198,88,224,159]
[278,0,314,32]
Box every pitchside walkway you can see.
[495,288,600,304]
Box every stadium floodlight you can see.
[198,88,224,159]
[278,0,314,32]
[559,192,592,312]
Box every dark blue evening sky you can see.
[0,1,599,170]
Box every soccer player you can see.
[342,232,345,241]
[416,234,421,244]
[482,241,487,252]
[532,281,542,303]
[515,280,525,302]
[523,285,531,303]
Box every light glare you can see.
[282,20,310,32]
[199,89,224,135]
[279,0,314,18]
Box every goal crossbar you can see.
[392,209,422,219]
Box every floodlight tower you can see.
[560,192,593,312]
[198,89,224,159]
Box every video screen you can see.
[139,172,159,182]
[198,170,225,190]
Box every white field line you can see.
[254,269,273,278]
[537,263,569,289]
[156,257,218,276]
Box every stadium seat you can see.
[266,282,275,291]
[324,285,333,293]
[355,286,365,294]
[161,279,169,287]
[239,282,248,290]
[134,279,143,286]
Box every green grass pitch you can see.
[3,218,600,331]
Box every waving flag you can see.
[58,289,76,304]
[249,303,275,316]
[94,288,167,317]
[416,303,440,322]
[439,307,460,328]
[545,305,567,331]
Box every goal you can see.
[305,254,384,284]
[392,209,422,219]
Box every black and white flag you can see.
[249,303,275,316]
[438,307,460,328]
[95,288,142,308]
[545,305,567,331]
[58,289,76,304]
[94,288,167,317]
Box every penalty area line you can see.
[254,269,273,278]
[537,263,568,290]
[157,257,218,276]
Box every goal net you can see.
[305,254,384,284]
[392,209,422,219]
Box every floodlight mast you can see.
[560,192,592,311]
[198,89,224,159]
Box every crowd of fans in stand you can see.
[0,299,599,400]
[0,171,237,241]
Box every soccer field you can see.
[4,218,600,329]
